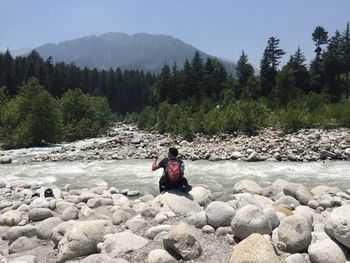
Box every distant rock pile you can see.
[0,178,349,262]
[22,123,350,163]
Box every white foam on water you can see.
[0,159,349,195]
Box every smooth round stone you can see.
[202,225,215,234]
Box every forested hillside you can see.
[0,24,349,149]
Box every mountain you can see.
[32,32,236,74]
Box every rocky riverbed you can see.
[0,180,350,262]
[3,123,347,164]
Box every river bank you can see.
[0,180,349,262]
[4,122,348,163]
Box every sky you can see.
[1,0,349,66]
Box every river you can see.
[1,146,349,196]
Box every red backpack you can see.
[166,159,183,182]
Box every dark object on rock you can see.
[44,188,54,198]
[31,193,40,198]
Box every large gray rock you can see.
[263,208,280,230]
[152,190,202,216]
[112,209,130,225]
[229,233,279,263]
[9,236,36,254]
[295,188,313,205]
[231,204,272,240]
[99,231,148,258]
[147,249,177,263]
[187,211,207,229]
[0,210,23,226]
[293,206,314,228]
[308,239,346,263]
[146,225,172,239]
[8,255,36,263]
[233,180,262,194]
[205,201,236,228]
[37,217,63,240]
[278,215,311,253]
[0,156,12,164]
[275,195,300,209]
[0,200,12,210]
[324,205,350,249]
[28,208,53,222]
[5,225,37,244]
[61,205,79,221]
[29,198,50,209]
[285,253,306,263]
[189,187,210,205]
[163,222,202,260]
[125,216,147,232]
[51,220,77,246]
[80,254,115,263]
[57,220,114,262]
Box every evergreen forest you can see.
[1,24,350,148]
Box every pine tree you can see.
[287,47,309,93]
[236,51,254,88]
[342,22,350,99]
[260,37,285,97]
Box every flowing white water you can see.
[1,158,349,196]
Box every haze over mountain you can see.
[29,32,236,74]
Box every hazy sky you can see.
[1,0,349,66]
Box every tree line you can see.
[0,50,156,113]
[129,23,350,135]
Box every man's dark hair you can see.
[169,147,178,157]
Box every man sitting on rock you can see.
[152,147,192,193]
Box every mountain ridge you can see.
[27,32,236,74]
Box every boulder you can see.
[80,254,115,263]
[0,156,12,164]
[147,249,176,263]
[275,195,300,209]
[277,215,311,253]
[112,209,130,225]
[57,220,114,262]
[51,220,77,246]
[308,239,346,263]
[9,236,36,254]
[205,201,236,228]
[263,208,280,230]
[125,216,146,232]
[189,187,210,205]
[324,205,350,249]
[229,233,279,263]
[146,225,172,239]
[8,255,36,263]
[61,205,79,221]
[231,205,272,240]
[295,188,313,205]
[311,185,332,196]
[100,231,148,258]
[152,190,201,216]
[293,206,314,228]
[285,253,306,263]
[112,194,131,208]
[233,180,262,194]
[37,217,63,240]
[5,225,37,244]
[0,200,12,210]
[0,210,23,226]
[202,225,215,234]
[163,222,202,260]
[28,208,53,222]
[29,198,50,209]
[187,211,207,229]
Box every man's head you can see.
[168,147,178,157]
